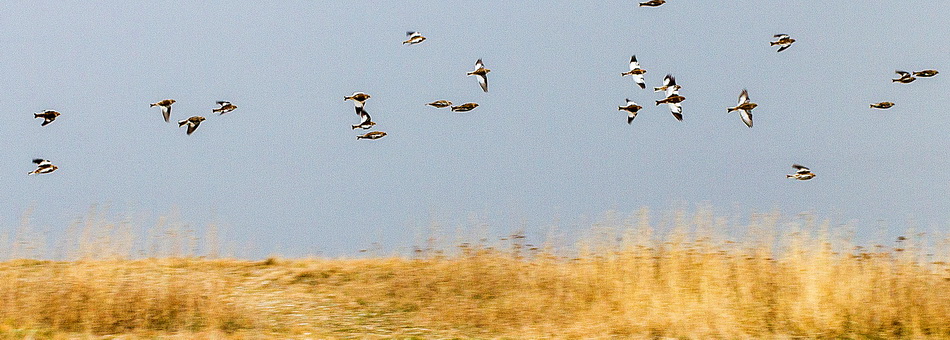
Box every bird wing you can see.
[629,55,640,71]
[634,74,646,89]
[792,164,810,172]
[477,74,488,92]
[668,102,683,121]
[626,99,638,106]
[406,31,417,37]
[475,58,484,70]
[33,158,49,165]
[774,34,789,39]
[216,101,230,107]
[359,110,372,125]
[740,109,753,128]
[895,70,910,76]
[628,111,638,124]
[162,106,171,122]
[186,121,199,135]
[738,89,749,105]
[776,44,791,52]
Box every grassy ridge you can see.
[1,208,949,338]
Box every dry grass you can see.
[1,207,949,339]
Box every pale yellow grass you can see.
[0,208,949,339]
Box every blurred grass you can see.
[0,207,949,339]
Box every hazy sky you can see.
[1,2,948,257]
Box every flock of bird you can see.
[28,100,238,175]
[25,10,940,182]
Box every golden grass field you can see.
[1,207,949,339]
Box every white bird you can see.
[621,55,647,89]
[467,59,491,92]
[727,89,757,128]
[403,31,426,45]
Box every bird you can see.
[913,69,939,77]
[403,31,426,45]
[870,102,895,109]
[357,131,387,140]
[344,92,371,114]
[638,0,665,6]
[34,110,61,126]
[727,89,757,128]
[770,34,796,52]
[426,100,453,108]
[213,101,237,114]
[655,75,684,121]
[352,110,376,130]
[451,102,479,112]
[150,99,176,122]
[786,164,816,180]
[654,74,681,94]
[892,70,916,83]
[618,99,642,124]
[178,116,206,135]
[621,55,647,89]
[28,159,58,175]
[467,59,491,92]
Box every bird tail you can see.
[727,107,736,112]
[786,175,793,178]
[150,103,157,107]
[178,120,187,127]
[769,41,778,46]
[344,96,351,101]
[33,113,40,118]
[351,125,359,130]
[655,100,661,106]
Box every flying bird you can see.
[150,99,176,122]
[870,102,895,109]
[467,59,491,92]
[352,110,376,130]
[344,92,371,114]
[213,101,237,114]
[638,0,665,6]
[178,116,206,135]
[426,100,453,108]
[655,75,684,121]
[727,89,757,128]
[654,74,681,94]
[28,159,58,175]
[618,99,642,124]
[786,164,816,180]
[34,110,61,126]
[892,70,916,83]
[913,69,939,77]
[621,55,647,89]
[357,131,387,140]
[403,31,426,45]
[450,102,479,112]
[770,34,796,52]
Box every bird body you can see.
[213,101,237,114]
[344,92,371,114]
[178,116,206,135]
[618,99,642,124]
[870,102,894,109]
[357,131,387,140]
[467,59,491,92]
[28,159,58,175]
[913,69,938,77]
[450,102,479,112]
[352,110,376,130]
[426,100,453,108]
[34,110,61,126]
[150,99,176,122]
[639,0,665,6]
[727,89,757,128]
[403,31,426,45]
[786,164,816,180]
[770,34,796,52]
[621,55,647,89]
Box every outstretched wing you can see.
[738,89,749,105]
[629,55,640,71]
[774,34,789,39]
[792,164,810,173]
[475,58,485,70]
[162,106,171,122]
[359,110,372,125]
[740,109,753,128]
[477,74,488,92]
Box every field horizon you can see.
[1,207,948,339]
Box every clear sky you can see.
[1,1,948,257]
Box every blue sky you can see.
[1,1,948,257]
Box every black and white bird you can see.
[34,110,61,126]
[352,110,376,130]
[467,59,491,92]
[913,69,939,77]
[727,89,757,128]
[892,70,916,84]
[621,55,647,89]
[403,31,426,45]
[28,159,58,175]
[770,34,796,52]
[178,116,206,135]
[344,92,371,114]
[150,99,176,122]
[618,99,643,124]
[426,100,453,108]
[655,75,684,121]
[213,101,237,115]
[450,102,479,112]
[639,0,665,6]
[786,164,816,181]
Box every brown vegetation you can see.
[0,208,949,338]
